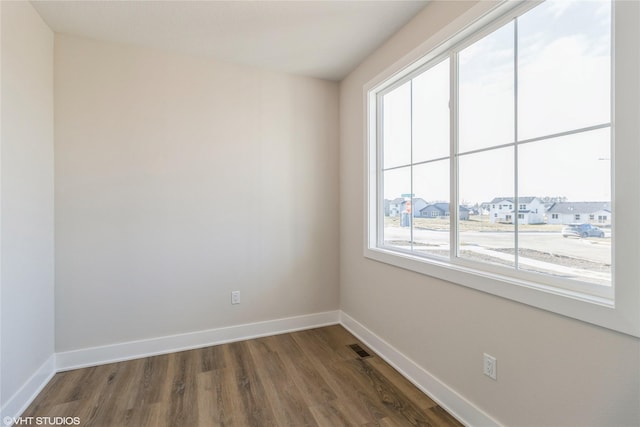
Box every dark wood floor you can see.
[22,325,463,426]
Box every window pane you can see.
[383,167,412,249]
[518,129,611,286]
[412,59,450,163]
[458,147,515,267]
[459,22,515,153]
[518,0,611,140]
[383,82,412,169]
[374,0,615,302]
[412,160,449,258]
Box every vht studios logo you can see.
[3,416,80,426]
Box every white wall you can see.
[1,0,55,416]
[54,35,340,352]
[340,1,640,426]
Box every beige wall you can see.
[1,0,55,410]
[54,35,340,351]
[339,1,640,426]
[7,2,638,424]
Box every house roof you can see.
[431,203,449,213]
[547,202,611,214]
[419,203,469,213]
[489,196,539,204]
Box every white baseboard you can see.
[56,310,340,371]
[340,312,501,427]
[1,354,56,426]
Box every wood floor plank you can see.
[345,358,435,427]
[20,326,463,427]
[199,344,227,373]
[358,358,460,427]
[219,347,252,427]
[319,358,391,424]
[225,340,279,426]
[196,369,232,426]
[166,349,198,427]
[365,357,439,412]
[361,416,400,427]
[41,366,99,406]
[81,362,128,427]
[291,330,378,425]
[331,358,429,426]
[134,353,171,405]
[263,333,338,407]
[307,400,362,427]
[145,403,169,427]
[426,406,464,427]
[247,337,318,426]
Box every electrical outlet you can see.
[231,290,240,305]
[483,353,497,380]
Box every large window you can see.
[366,0,640,336]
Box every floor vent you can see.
[348,343,372,359]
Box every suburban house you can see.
[547,202,612,226]
[488,197,545,224]
[3,1,638,427]
[385,197,406,217]
[418,203,470,220]
[385,197,428,217]
[411,198,428,217]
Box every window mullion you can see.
[514,17,520,270]
[409,80,414,252]
[450,51,459,261]
[377,93,385,247]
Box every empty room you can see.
[1,0,639,426]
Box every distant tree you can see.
[539,196,567,203]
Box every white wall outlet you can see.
[231,290,240,305]
[483,353,497,380]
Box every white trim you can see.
[56,310,340,371]
[340,312,501,427]
[1,355,56,426]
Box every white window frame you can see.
[364,0,640,337]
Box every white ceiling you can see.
[32,0,429,81]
